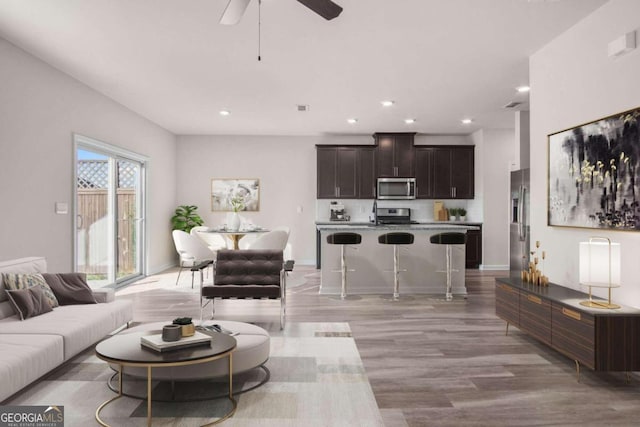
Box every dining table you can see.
[206,228,269,250]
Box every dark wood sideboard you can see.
[495,277,640,377]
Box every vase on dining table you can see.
[228,212,241,231]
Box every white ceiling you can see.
[0,0,607,136]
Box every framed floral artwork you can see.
[211,178,260,212]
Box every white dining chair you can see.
[172,230,215,288]
[249,228,296,275]
[272,226,290,238]
[191,226,228,251]
[272,226,292,259]
[248,230,289,251]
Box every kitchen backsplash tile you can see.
[316,199,483,222]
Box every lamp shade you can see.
[579,240,621,287]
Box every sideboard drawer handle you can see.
[527,294,542,304]
[562,307,581,321]
[498,283,515,293]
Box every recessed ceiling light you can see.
[219,110,231,116]
[404,118,416,124]
[381,100,395,107]
[461,118,473,124]
[347,118,358,124]
[516,86,531,93]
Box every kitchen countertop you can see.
[316,223,480,231]
[316,220,481,226]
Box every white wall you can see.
[0,37,177,273]
[176,133,513,268]
[515,111,530,169]
[530,0,640,306]
[176,135,327,265]
[0,31,519,274]
[477,129,514,269]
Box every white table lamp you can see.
[579,237,621,309]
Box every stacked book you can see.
[141,331,212,352]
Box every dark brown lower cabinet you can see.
[495,277,640,373]
[465,226,482,269]
[495,282,519,326]
[521,291,552,346]
[551,303,595,369]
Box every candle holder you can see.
[521,240,549,286]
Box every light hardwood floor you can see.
[120,266,640,426]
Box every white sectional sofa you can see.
[0,257,133,402]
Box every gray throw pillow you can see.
[6,286,53,320]
[42,273,97,305]
[1,273,59,308]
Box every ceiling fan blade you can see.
[296,0,343,20]
[220,0,252,25]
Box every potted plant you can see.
[459,208,467,222]
[448,208,458,221]
[173,316,195,337]
[171,205,204,233]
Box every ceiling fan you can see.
[220,0,343,25]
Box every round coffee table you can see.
[117,320,269,380]
[95,331,236,427]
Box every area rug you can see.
[5,322,383,427]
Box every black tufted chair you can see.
[200,249,286,329]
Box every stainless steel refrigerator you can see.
[510,169,530,275]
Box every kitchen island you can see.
[317,223,479,296]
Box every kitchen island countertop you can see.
[316,222,480,231]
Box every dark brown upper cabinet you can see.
[414,147,434,199]
[316,146,376,199]
[432,146,474,199]
[357,146,377,199]
[374,133,415,177]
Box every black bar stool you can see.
[430,232,467,301]
[378,232,414,300]
[326,232,362,299]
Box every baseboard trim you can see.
[148,262,176,276]
[479,264,509,271]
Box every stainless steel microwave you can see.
[377,177,416,200]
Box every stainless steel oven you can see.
[377,177,416,200]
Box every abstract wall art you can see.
[548,107,640,230]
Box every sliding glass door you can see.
[74,135,147,288]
